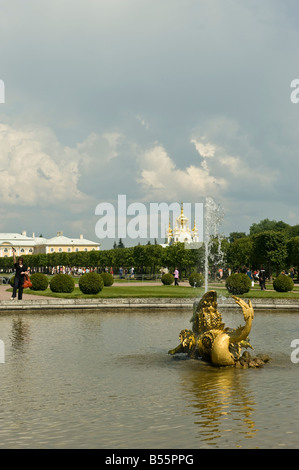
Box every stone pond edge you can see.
[0,296,298,312]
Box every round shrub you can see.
[50,274,75,293]
[10,275,15,287]
[30,273,49,291]
[100,272,114,286]
[189,272,204,287]
[79,272,104,294]
[225,273,251,295]
[273,274,294,292]
[161,273,174,285]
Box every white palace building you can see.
[0,231,100,258]
[163,203,200,246]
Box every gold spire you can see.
[167,217,173,235]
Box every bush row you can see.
[10,272,114,294]
[161,272,204,287]
[225,272,294,294]
[10,271,294,294]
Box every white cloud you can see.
[0,123,87,206]
[191,139,216,158]
[191,121,279,192]
[137,144,227,201]
[136,115,150,130]
[219,154,277,185]
[76,131,124,170]
[102,132,123,159]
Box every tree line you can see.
[0,243,204,278]
[0,219,298,280]
[225,219,299,279]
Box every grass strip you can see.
[15,283,299,299]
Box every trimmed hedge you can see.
[161,273,174,285]
[100,272,114,286]
[79,272,104,294]
[273,274,294,292]
[30,273,48,291]
[50,274,75,293]
[225,273,251,295]
[189,272,204,287]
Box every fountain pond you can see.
[0,307,298,449]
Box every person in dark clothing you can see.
[11,249,29,300]
[259,266,266,291]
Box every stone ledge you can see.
[0,297,298,312]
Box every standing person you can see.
[174,267,179,286]
[130,266,134,279]
[11,248,29,300]
[246,268,254,287]
[290,267,295,279]
[259,266,266,291]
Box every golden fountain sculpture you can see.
[168,291,270,368]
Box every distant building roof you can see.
[46,235,99,246]
[0,232,100,247]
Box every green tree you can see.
[99,249,115,271]
[117,238,125,248]
[228,232,247,243]
[88,250,100,268]
[132,245,148,273]
[143,244,163,274]
[287,236,299,277]
[286,225,299,238]
[251,231,288,279]
[226,237,253,271]
[250,218,290,235]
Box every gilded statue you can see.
[168,291,270,368]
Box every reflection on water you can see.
[0,309,298,448]
[178,362,257,446]
[10,318,31,352]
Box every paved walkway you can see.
[0,284,53,301]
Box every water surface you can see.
[0,308,298,448]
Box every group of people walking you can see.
[245,267,266,290]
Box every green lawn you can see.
[16,281,299,299]
[22,285,205,299]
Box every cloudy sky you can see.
[1,0,299,248]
